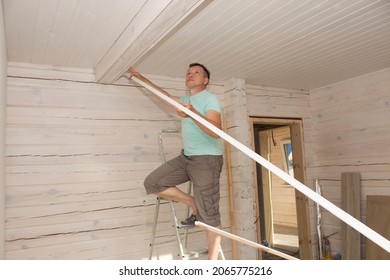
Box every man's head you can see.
[189,63,210,81]
[186,63,210,92]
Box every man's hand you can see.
[175,102,193,117]
[127,67,142,80]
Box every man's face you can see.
[185,66,209,89]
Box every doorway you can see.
[251,117,312,260]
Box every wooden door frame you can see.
[250,117,312,260]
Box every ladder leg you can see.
[159,129,189,259]
[170,200,187,259]
[149,196,161,260]
[183,181,192,251]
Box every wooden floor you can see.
[263,224,300,260]
[273,224,299,248]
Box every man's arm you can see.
[127,67,180,105]
[177,103,222,139]
[202,109,222,139]
[128,67,221,138]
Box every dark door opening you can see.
[251,118,312,260]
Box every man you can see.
[127,63,223,260]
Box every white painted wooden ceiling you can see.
[3,0,390,89]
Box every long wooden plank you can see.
[341,172,361,259]
[366,196,390,260]
[196,221,298,260]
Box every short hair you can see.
[189,63,210,80]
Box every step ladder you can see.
[149,128,225,260]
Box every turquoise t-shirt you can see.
[180,90,223,156]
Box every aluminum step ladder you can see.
[148,128,225,260]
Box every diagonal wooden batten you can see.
[195,221,298,260]
[131,76,390,254]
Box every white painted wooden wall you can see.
[309,68,390,259]
[4,64,231,259]
[0,0,7,260]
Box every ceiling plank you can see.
[95,0,207,84]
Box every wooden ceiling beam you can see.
[95,0,206,84]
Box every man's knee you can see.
[144,173,157,193]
